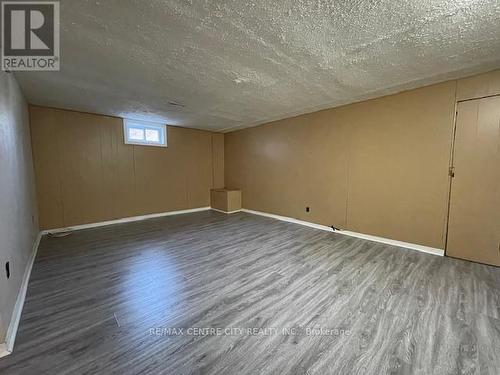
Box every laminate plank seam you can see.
[113,313,121,328]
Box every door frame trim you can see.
[443,83,460,256]
[444,93,500,257]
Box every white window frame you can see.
[123,119,167,147]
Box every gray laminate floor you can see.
[1,211,499,375]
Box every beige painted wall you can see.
[225,70,500,250]
[0,73,39,342]
[30,106,224,230]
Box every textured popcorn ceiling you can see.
[14,0,500,132]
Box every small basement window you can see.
[123,119,167,147]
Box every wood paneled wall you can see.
[30,69,500,241]
[30,106,224,229]
[225,70,500,250]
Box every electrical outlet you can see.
[306,207,310,212]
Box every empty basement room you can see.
[1,2,500,375]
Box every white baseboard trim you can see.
[211,208,242,214]
[242,209,333,231]
[241,209,444,257]
[338,230,444,256]
[0,231,42,358]
[41,207,212,234]
[0,343,9,358]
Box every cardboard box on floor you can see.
[211,189,241,213]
